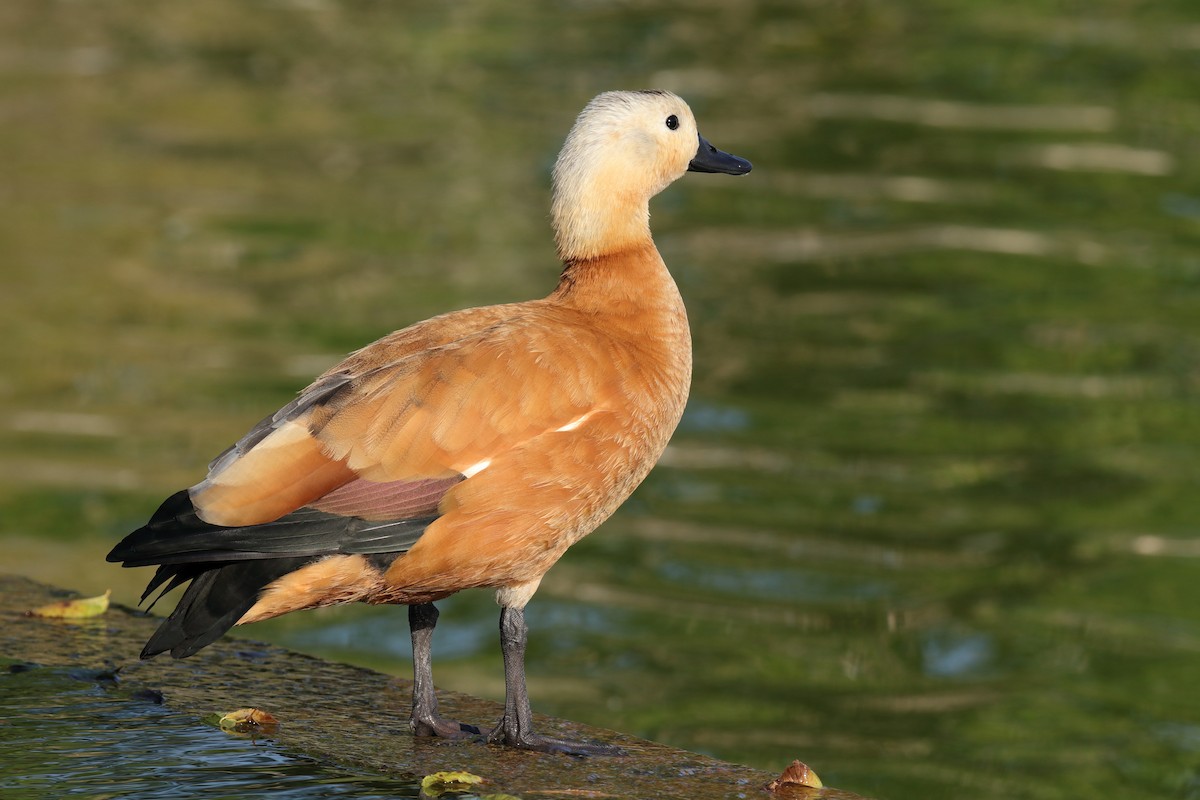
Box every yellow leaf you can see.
[218,708,280,732]
[27,590,111,619]
[421,771,484,796]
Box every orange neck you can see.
[551,242,679,315]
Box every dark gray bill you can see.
[687,134,752,175]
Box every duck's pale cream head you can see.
[552,90,750,263]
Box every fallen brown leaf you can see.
[765,759,824,791]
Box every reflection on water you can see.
[3,1,1200,798]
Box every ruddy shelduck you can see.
[109,90,751,755]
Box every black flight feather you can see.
[108,490,435,567]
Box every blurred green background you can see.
[3,1,1199,797]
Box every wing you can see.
[190,301,611,528]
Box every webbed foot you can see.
[487,722,623,756]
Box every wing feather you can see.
[189,301,608,528]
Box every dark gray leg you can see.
[487,606,623,756]
[408,603,479,738]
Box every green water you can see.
[3,1,1200,797]
[1,661,421,799]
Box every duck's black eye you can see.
[665,114,679,131]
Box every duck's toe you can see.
[411,713,481,740]
[487,722,624,757]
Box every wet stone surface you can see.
[1,575,865,799]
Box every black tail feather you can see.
[110,489,433,660]
[141,563,204,609]
[141,557,313,659]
